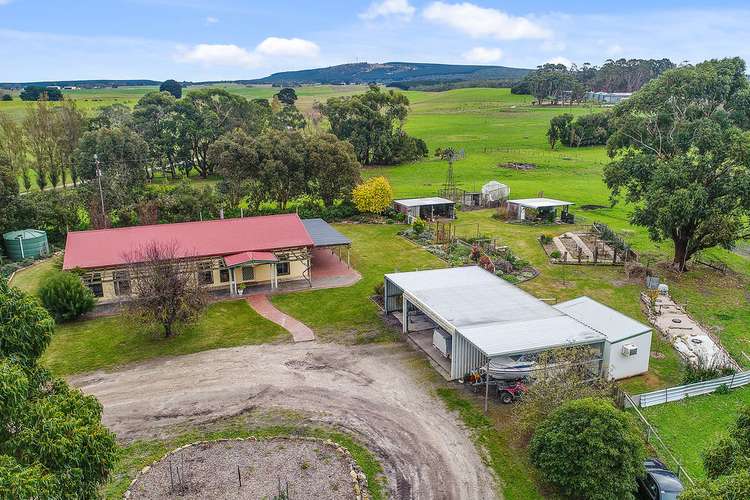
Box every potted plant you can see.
[237,283,247,296]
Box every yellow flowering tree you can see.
[352,176,393,214]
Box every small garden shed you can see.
[393,197,455,223]
[506,198,574,223]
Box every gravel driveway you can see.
[71,342,498,500]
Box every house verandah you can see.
[222,247,312,297]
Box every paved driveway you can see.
[71,342,498,500]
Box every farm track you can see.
[70,342,498,500]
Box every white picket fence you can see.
[633,370,750,408]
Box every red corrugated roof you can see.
[63,213,314,270]
[224,251,278,267]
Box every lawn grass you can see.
[271,223,446,343]
[42,299,288,376]
[642,386,750,479]
[7,255,61,295]
[103,416,386,499]
[436,387,544,500]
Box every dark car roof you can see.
[649,470,684,492]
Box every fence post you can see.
[731,373,736,389]
[665,386,668,404]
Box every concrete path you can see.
[246,294,315,342]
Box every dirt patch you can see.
[580,204,607,210]
[70,342,497,499]
[498,162,536,171]
[127,438,359,500]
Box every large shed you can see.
[383,266,650,380]
[393,197,455,222]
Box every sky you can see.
[1,0,750,81]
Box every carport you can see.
[383,267,623,381]
[393,197,456,223]
[302,218,352,267]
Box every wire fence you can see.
[632,370,750,408]
[622,392,695,486]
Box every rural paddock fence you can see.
[622,392,695,487]
[630,370,750,408]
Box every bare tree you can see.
[125,241,207,338]
[514,345,615,435]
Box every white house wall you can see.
[604,331,652,380]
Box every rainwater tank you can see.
[2,229,49,261]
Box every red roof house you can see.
[63,213,314,271]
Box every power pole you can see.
[95,154,106,217]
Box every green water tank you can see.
[2,229,49,261]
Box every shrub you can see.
[373,282,384,297]
[540,234,553,245]
[529,398,645,500]
[470,244,481,262]
[352,176,393,214]
[715,383,730,395]
[38,272,95,322]
[681,470,750,500]
[478,255,495,273]
[702,406,750,479]
[412,217,426,235]
[682,362,735,384]
[550,250,561,259]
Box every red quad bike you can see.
[497,380,527,404]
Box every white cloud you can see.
[176,44,262,67]
[175,37,319,68]
[463,46,503,64]
[360,0,415,20]
[606,44,623,56]
[547,56,572,68]
[205,16,219,24]
[255,37,320,58]
[0,0,12,5]
[423,2,550,40]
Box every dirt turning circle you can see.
[71,343,498,499]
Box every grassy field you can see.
[642,386,750,479]
[271,223,445,343]
[9,84,749,490]
[42,299,288,376]
[15,85,747,387]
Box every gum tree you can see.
[604,57,750,271]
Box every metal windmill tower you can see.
[439,147,464,201]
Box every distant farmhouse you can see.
[585,91,632,105]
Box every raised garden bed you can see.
[539,223,636,266]
[125,437,368,500]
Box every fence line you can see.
[623,392,695,486]
[633,370,750,408]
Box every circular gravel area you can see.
[127,437,361,499]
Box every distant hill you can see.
[0,62,532,90]
[0,79,162,89]
[245,62,531,85]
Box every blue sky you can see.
[2,0,749,81]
